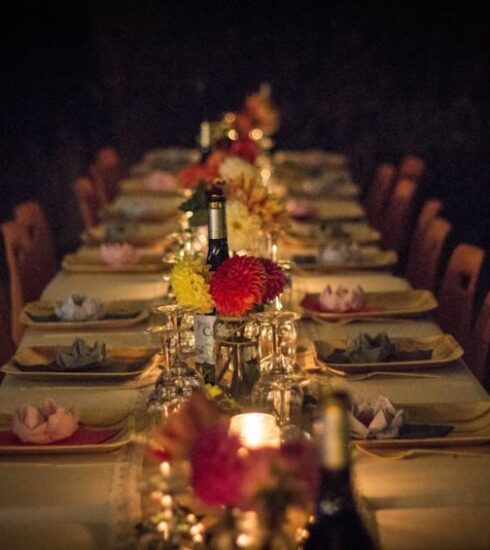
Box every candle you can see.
[229,413,280,449]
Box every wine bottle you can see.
[199,120,212,163]
[206,193,229,272]
[303,392,376,550]
[194,193,230,377]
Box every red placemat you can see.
[0,426,121,446]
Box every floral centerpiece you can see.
[147,395,318,547]
[170,255,286,318]
[235,90,280,137]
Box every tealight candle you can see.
[229,412,280,449]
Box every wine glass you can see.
[251,311,305,439]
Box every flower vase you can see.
[214,316,260,403]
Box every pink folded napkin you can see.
[100,243,138,265]
[12,399,79,444]
[286,199,317,220]
[145,170,178,192]
[349,395,404,439]
[319,284,366,312]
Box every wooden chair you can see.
[364,163,396,230]
[0,284,15,367]
[399,154,426,182]
[73,176,102,230]
[407,217,452,291]
[467,292,490,384]
[1,221,46,344]
[381,178,418,253]
[405,199,443,286]
[14,201,57,290]
[436,244,485,352]
[89,146,123,204]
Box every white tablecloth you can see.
[1,267,489,549]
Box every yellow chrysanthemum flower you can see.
[170,257,213,314]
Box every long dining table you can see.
[1,156,490,550]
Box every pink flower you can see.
[191,425,246,507]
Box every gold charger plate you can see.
[3,346,158,381]
[301,290,438,321]
[283,221,381,248]
[82,220,179,246]
[0,417,134,455]
[21,300,149,330]
[62,252,167,274]
[294,248,398,272]
[355,401,490,449]
[313,334,462,373]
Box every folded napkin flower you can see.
[320,222,350,239]
[105,220,137,243]
[12,398,79,444]
[320,242,363,264]
[345,331,397,363]
[145,170,178,192]
[349,395,404,439]
[319,284,366,312]
[55,294,106,321]
[286,199,317,219]
[54,338,106,371]
[120,199,159,218]
[100,243,138,265]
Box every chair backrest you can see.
[0,284,15,366]
[381,178,418,253]
[14,201,57,289]
[405,199,443,286]
[73,177,101,230]
[408,217,452,290]
[399,154,426,182]
[467,291,490,383]
[364,163,396,230]
[89,147,123,203]
[1,221,45,344]
[436,244,485,351]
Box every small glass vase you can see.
[214,316,260,403]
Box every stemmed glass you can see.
[146,304,203,422]
[251,311,305,439]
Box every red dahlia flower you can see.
[210,256,266,316]
[258,258,287,302]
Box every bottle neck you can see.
[208,200,228,241]
[199,121,212,163]
[321,398,350,471]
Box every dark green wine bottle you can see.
[303,392,376,550]
[206,193,229,272]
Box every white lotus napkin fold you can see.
[55,338,106,371]
[319,284,366,312]
[119,199,159,218]
[55,294,106,321]
[12,399,79,444]
[100,243,138,265]
[349,395,405,439]
[320,242,363,264]
[145,170,178,192]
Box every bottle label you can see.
[194,314,216,365]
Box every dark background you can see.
[1,0,490,255]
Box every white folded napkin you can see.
[100,243,138,265]
[55,295,106,321]
[319,284,366,312]
[12,399,79,444]
[349,395,404,439]
[145,170,178,192]
[319,242,363,264]
[286,198,317,218]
